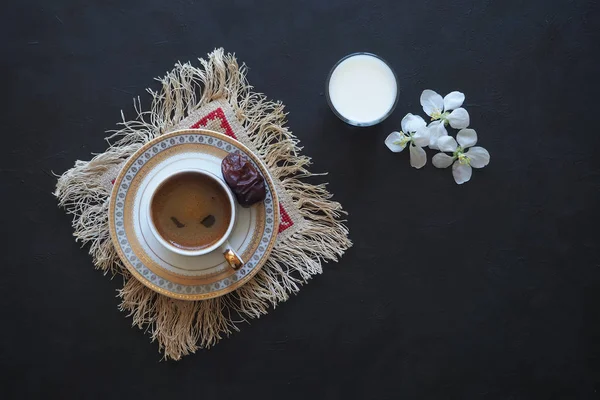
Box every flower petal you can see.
[420,89,444,117]
[409,145,427,169]
[447,108,470,129]
[432,153,454,168]
[401,113,427,133]
[385,131,406,152]
[437,136,458,153]
[466,146,490,168]
[443,91,465,111]
[412,128,430,147]
[452,162,472,184]
[456,128,477,148]
[427,120,448,150]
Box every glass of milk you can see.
[326,53,399,127]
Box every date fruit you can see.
[221,153,266,207]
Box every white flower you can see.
[426,120,448,150]
[385,113,430,169]
[432,128,490,184]
[420,89,470,131]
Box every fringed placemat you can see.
[54,48,352,360]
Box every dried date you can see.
[221,153,266,207]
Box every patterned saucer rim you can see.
[125,142,264,284]
[108,129,280,300]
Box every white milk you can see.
[327,54,397,125]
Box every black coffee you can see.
[150,172,231,250]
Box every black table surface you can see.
[3,0,600,398]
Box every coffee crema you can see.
[150,172,231,251]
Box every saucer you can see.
[108,129,280,300]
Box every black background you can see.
[3,0,600,398]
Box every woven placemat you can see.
[54,48,352,360]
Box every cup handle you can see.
[222,242,244,270]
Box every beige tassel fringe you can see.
[54,48,352,360]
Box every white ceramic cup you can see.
[146,168,244,270]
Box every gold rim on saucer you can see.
[108,129,280,300]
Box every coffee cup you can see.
[147,168,243,270]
